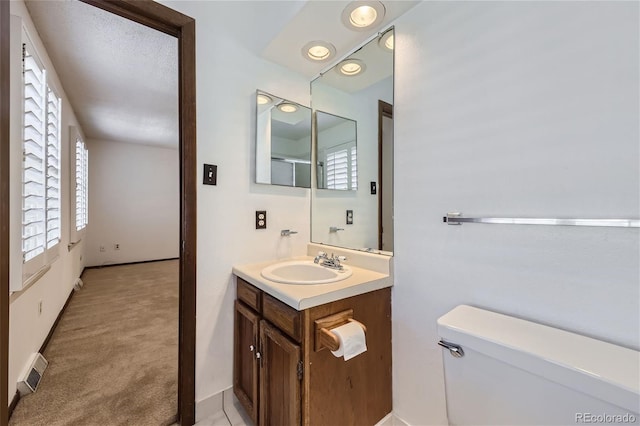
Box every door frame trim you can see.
[1,1,197,424]
[378,100,393,251]
[1,0,11,424]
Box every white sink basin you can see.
[261,260,352,285]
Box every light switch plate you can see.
[370,181,376,195]
[203,164,217,185]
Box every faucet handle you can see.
[337,256,347,262]
[318,251,326,257]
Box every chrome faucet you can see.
[313,251,347,270]
[329,226,344,233]
[280,229,298,237]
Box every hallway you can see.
[10,260,179,425]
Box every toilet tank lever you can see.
[438,340,464,358]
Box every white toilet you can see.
[437,305,640,425]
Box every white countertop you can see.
[232,255,393,310]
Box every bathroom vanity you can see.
[232,247,393,426]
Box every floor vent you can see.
[74,277,84,291]
[17,353,48,396]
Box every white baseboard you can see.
[201,388,409,426]
[195,390,224,423]
[392,414,410,426]
[223,387,253,425]
[375,413,411,426]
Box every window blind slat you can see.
[22,47,49,262]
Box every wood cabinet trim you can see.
[237,278,262,312]
[263,293,301,343]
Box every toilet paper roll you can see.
[330,321,367,361]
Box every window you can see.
[75,138,88,231]
[21,41,61,268]
[325,144,357,190]
[46,87,61,248]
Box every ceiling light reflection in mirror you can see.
[256,90,312,188]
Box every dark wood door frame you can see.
[378,100,393,251]
[1,0,11,425]
[0,1,197,425]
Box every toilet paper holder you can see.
[314,309,367,352]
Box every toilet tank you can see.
[437,305,640,425]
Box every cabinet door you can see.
[259,320,301,426]
[234,301,260,425]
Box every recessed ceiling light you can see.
[257,94,272,105]
[277,103,298,113]
[341,1,385,31]
[336,59,366,77]
[379,29,394,51]
[302,40,336,62]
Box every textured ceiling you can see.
[25,0,178,148]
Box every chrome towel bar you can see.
[444,212,639,228]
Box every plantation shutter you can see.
[46,87,61,248]
[75,139,88,231]
[350,146,357,190]
[22,46,47,262]
[326,148,349,190]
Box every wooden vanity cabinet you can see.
[234,277,391,426]
[233,300,260,424]
[235,279,302,426]
[259,320,301,426]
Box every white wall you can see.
[85,139,179,267]
[392,2,639,424]
[159,1,312,407]
[8,0,87,404]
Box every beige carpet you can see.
[10,260,179,426]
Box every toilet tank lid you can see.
[437,305,640,413]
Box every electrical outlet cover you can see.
[256,211,267,229]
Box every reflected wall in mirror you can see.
[255,90,312,188]
[311,28,394,254]
[316,111,357,190]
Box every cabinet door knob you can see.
[256,352,261,359]
[249,345,254,352]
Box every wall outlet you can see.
[38,300,42,316]
[346,210,354,225]
[114,243,120,250]
[256,211,267,229]
[99,246,106,252]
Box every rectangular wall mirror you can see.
[311,28,394,254]
[255,90,312,188]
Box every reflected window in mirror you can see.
[311,28,394,254]
[316,111,357,191]
[255,90,312,188]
